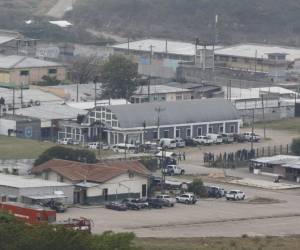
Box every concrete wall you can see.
[16,119,41,140]
[0,119,15,136]
[0,159,34,175]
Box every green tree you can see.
[188,178,207,197]
[101,55,138,99]
[34,146,97,166]
[40,75,61,86]
[291,138,300,156]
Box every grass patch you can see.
[255,118,300,133]
[247,196,283,204]
[135,236,300,250]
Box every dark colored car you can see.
[122,199,142,210]
[233,133,247,143]
[105,202,127,211]
[131,198,149,209]
[146,198,164,209]
[41,200,66,213]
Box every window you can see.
[106,113,111,120]
[230,125,235,133]
[197,127,202,136]
[219,126,224,133]
[153,131,158,139]
[231,57,237,62]
[142,184,147,197]
[176,129,180,138]
[186,128,191,137]
[163,130,169,138]
[209,127,213,133]
[48,68,57,74]
[58,175,64,182]
[20,70,29,76]
[176,95,182,100]
[102,189,108,201]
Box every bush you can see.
[34,146,97,166]
[139,157,158,172]
[188,178,207,197]
[291,138,300,155]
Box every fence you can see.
[204,144,291,168]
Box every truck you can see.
[207,133,223,144]
[193,136,214,145]
[159,138,177,149]
[162,165,185,176]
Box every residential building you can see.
[0,55,66,86]
[31,159,151,204]
[215,43,300,81]
[0,173,74,204]
[131,85,192,103]
[59,99,241,145]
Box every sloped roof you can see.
[0,55,63,69]
[107,99,240,128]
[32,159,151,183]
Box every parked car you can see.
[156,194,176,207]
[233,133,247,143]
[162,165,185,176]
[112,143,137,153]
[159,138,177,149]
[130,198,149,209]
[58,138,72,145]
[207,186,226,198]
[41,200,66,213]
[221,133,234,143]
[88,142,109,150]
[176,193,197,204]
[105,202,127,211]
[225,190,245,201]
[193,136,214,145]
[122,198,142,210]
[146,198,164,209]
[207,133,223,144]
[243,132,261,142]
[175,138,186,148]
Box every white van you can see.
[159,138,177,149]
[112,143,136,153]
[207,133,223,144]
[175,138,186,147]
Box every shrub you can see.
[188,178,207,197]
[291,138,300,156]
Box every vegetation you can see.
[0,214,140,250]
[188,178,207,197]
[0,136,55,160]
[69,0,300,45]
[291,138,300,156]
[256,118,300,133]
[101,55,138,99]
[34,146,97,166]
[135,236,300,250]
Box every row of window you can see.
[19,68,57,76]
[152,125,236,139]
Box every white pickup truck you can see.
[162,165,185,176]
[225,190,245,201]
[176,193,197,204]
[193,136,214,145]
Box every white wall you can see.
[87,173,147,198]
[0,119,16,135]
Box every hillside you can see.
[67,0,300,45]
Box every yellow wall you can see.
[0,71,10,83]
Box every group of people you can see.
[177,151,186,161]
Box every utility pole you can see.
[12,87,15,115]
[261,95,266,138]
[98,121,102,160]
[20,83,23,108]
[254,50,257,81]
[76,82,79,102]
[155,106,166,140]
[127,37,130,55]
[94,81,97,108]
[149,45,154,64]
[251,108,255,151]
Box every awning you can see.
[23,194,67,200]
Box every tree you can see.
[70,56,101,85]
[40,75,61,86]
[34,146,97,166]
[101,55,138,99]
[291,138,300,156]
[188,178,207,197]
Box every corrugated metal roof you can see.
[107,99,240,128]
[215,43,300,61]
[134,85,190,95]
[0,55,63,69]
[0,173,72,188]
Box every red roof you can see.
[31,159,151,183]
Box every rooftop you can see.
[0,114,40,122]
[0,173,72,188]
[134,85,191,95]
[32,159,151,183]
[106,98,240,128]
[251,155,300,165]
[215,43,300,61]
[0,35,17,45]
[0,55,63,69]
[67,99,128,110]
[112,39,218,56]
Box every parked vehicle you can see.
[122,198,142,210]
[42,200,66,213]
[233,133,247,143]
[88,142,109,150]
[58,138,73,145]
[112,143,137,153]
[176,193,197,204]
[243,132,261,142]
[130,198,149,209]
[207,186,226,198]
[225,190,245,201]
[146,198,164,208]
[105,202,127,211]
[175,138,186,148]
[156,194,176,207]
[159,138,177,149]
[207,133,223,144]
[221,133,234,143]
[162,165,185,176]
[193,136,214,145]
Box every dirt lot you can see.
[58,182,300,238]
